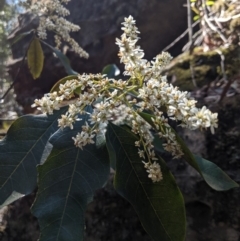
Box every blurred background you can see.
[0,0,239,240]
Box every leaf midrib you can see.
[109,124,172,241]
[0,117,57,192]
[55,149,79,241]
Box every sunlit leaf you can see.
[27,37,44,79]
[194,155,239,191]
[102,64,120,78]
[193,15,200,21]
[206,1,215,6]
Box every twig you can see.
[215,49,233,103]
[218,78,234,103]
[215,49,227,81]
[162,20,200,52]
[187,0,197,88]
[187,0,193,46]
[202,2,228,44]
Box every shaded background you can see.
[0,0,240,240]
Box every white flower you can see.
[72,131,95,149]
[19,0,88,58]
[138,149,145,159]
[32,16,219,183]
[144,161,163,183]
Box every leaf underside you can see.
[194,155,239,191]
[0,108,67,208]
[32,111,110,241]
[106,123,186,241]
[102,64,120,78]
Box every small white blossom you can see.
[143,161,163,183]
[32,15,218,183]
[73,131,95,149]
[138,149,145,159]
[19,0,88,58]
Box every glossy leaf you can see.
[138,111,239,191]
[173,133,239,190]
[27,37,44,79]
[32,112,110,241]
[193,15,200,21]
[50,75,78,93]
[0,108,67,208]
[106,123,186,241]
[41,40,78,75]
[102,64,120,78]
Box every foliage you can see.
[19,0,88,58]
[27,37,44,79]
[0,7,239,241]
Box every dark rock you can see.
[7,0,187,112]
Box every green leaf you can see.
[173,133,239,190]
[41,40,78,75]
[50,75,78,93]
[138,111,239,191]
[102,64,120,78]
[0,108,67,208]
[106,136,116,170]
[194,155,239,191]
[193,15,200,21]
[32,111,110,241]
[10,30,33,45]
[106,123,186,241]
[206,1,215,6]
[27,37,44,79]
[152,133,165,153]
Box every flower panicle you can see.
[32,15,218,183]
[19,0,88,58]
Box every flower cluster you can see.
[32,16,218,182]
[143,161,163,183]
[19,0,88,58]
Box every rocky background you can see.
[1,0,240,240]
[7,0,187,112]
